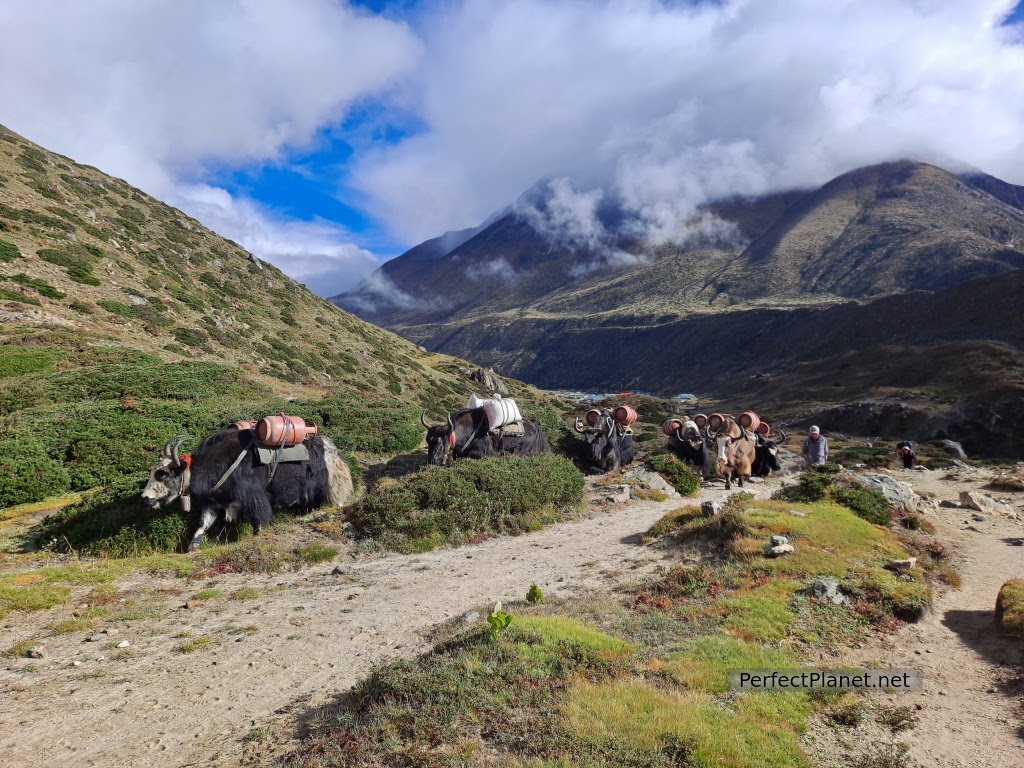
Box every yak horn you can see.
[162,437,176,459]
[169,436,187,467]
[574,417,588,434]
[447,413,455,430]
[420,411,431,429]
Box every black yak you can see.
[421,409,550,466]
[142,427,353,549]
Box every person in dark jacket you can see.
[896,441,916,469]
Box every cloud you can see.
[343,270,445,314]
[0,0,420,291]
[353,0,1024,245]
[173,185,380,296]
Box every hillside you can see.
[336,161,1024,455]
[0,124,556,509]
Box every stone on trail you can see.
[960,491,1014,517]
[462,611,480,625]
[116,640,130,649]
[850,473,918,514]
[939,500,961,509]
[770,534,789,546]
[972,514,987,522]
[701,500,723,517]
[597,484,631,504]
[27,645,46,659]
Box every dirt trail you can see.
[824,467,1024,768]
[0,477,777,768]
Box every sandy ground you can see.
[3,461,1023,768]
[817,466,1024,768]
[0,473,778,768]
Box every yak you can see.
[667,418,712,477]
[421,409,550,466]
[573,409,635,473]
[703,416,753,490]
[752,428,787,477]
[142,427,353,550]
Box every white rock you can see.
[116,641,130,649]
[850,473,918,513]
[959,491,1014,517]
[764,543,795,557]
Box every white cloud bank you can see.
[354,0,1024,245]
[3,0,1024,291]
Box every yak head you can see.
[713,434,735,475]
[574,410,617,467]
[755,428,786,473]
[422,412,457,466]
[141,436,189,508]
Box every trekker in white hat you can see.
[801,426,828,467]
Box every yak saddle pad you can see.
[255,443,310,465]
[493,421,525,437]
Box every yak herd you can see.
[142,401,787,548]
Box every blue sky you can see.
[2,0,1024,298]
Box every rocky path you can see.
[0,476,777,768]
[826,467,1024,768]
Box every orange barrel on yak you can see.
[613,405,638,427]
[737,411,760,433]
[233,420,255,431]
[585,408,601,426]
[756,421,771,437]
[256,413,317,447]
[707,413,726,432]
[662,418,683,436]
[693,413,709,430]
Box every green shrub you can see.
[36,474,188,556]
[0,239,19,262]
[172,327,207,346]
[97,299,138,318]
[832,487,891,526]
[773,468,832,503]
[349,454,585,552]
[69,299,94,314]
[36,247,101,285]
[0,347,63,378]
[6,273,64,299]
[648,453,700,496]
[0,436,71,507]
[297,394,423,455]
[0,287,40,305]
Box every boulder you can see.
[939,500,961,509]
[770,535,789,546]
[764,543,795,557]
[808,577,846,605]
[470,367,509,396]
[701,500,723,517]
[624,467,679,498]
[939,440,968,460]
[850,473,918,514]
[959,491,1014,517]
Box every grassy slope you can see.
[0,123,570,512]
[273,496,943,767]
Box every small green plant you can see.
[487,602,513,641]
[527,582,543,604]
[648,453,700,496]
[175,636,211,654]
[877,705,918,734]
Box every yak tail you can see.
[320,437,354,508]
